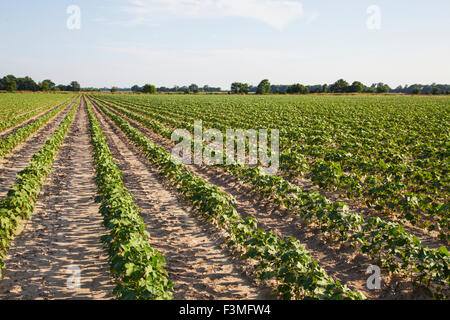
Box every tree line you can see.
[2,74,449,95]
[129,84,222,94]
[230,79,450,95]
[0,75,82,92]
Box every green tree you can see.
[39,79,55,92]
[111,87,118,93]
[0,75,16,91]
[131,85,142,93]
[256,79,271,94]
[349,81,365,93]
[143,84,157,94]
[231,82,249,94]
[322,84,328,93]
[287,83,309,94]
[412,87,421,95]
[189,84,199,92]
[330,79,349,93]
[69,81,81,92]
[17,76,38,91]
[5,77,17,92]
[431,86,440,95]
[376,83,389,93]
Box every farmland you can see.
[0,93,448,300]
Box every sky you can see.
[0,0,449,89]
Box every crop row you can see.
[0,102,59,133]
[0,98,76,159]
[89,97,365,300]
[86,98,173,300]
[0,99,79,278]
[90,96,450,299]
[0,93,73,120]
[98,95,448,237]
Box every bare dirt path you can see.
[0,99,114,300]
[89,101,271,300]
[95,101,430,300]
[0,100,76,199]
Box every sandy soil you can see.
[89,100,272,300]
[0,100,77,199]
[96,101,431,300]
[0,99,114,300]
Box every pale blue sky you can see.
[1,0,449,88]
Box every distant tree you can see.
[193,88,200,94]
[39,79,55,92]
[142,84,157,94]
[131,85,142,93]
[5,77,17,92]
[110,87,118,93]
[330,79,349,93]
[256,79,271,94]
[184,88,191,94]
[56,84,69,91]
[69,81,81,92]
[17,76,38,91]
[0,75,17,91]
[231,82,249,94]
[393,85,403,93]
[412,87,421,95]
[189,84,199,92]
[287,83,309,94]
[322,84,328,93]
[431,86,440,95]
[349,81,365,93]
[376,83,389,93]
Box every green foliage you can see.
[69,81,81,92]
[330,79,349,93]
[89,96,366,300]
[256,79,271,95]
[0,100,79,278]
[412,87,421,95]
[376,83,389,93]
[91,93,450,298]
[0,95,73,133]
[86,100,173,300]
[142,84,157,94]
[39,80,55,92]
[349,81,365,93]
[287,84,309,94]
[0,99,75,159]
[231,82,249,94]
